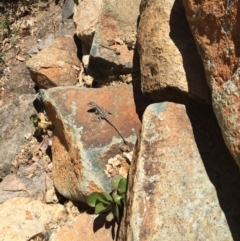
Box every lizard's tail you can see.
[111,125,127,145]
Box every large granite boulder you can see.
[183,0,240,167]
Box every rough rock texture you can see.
[26,35,81,89]
[138,0,211,104]
[40,84,144,202]
[120,102,240,240]
[54,212,115,241]
[0,197,66,241]
[0,94,36,180]
[28,34,55,57]
[62,0,76,22]
[73,0,103,47]
[87,0,141,78]
[183,0,240,167]
[73,0,103,69]
[0,174,45,204]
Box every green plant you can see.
[87,175,127,222]
[73,0,79,5]
[30,113,52,128]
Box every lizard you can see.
[87,102,127,144]
[99,43,121,55]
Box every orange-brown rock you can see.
[40,84,144,202]
[183,0,240,167]
[120,102,240,240]
[137,0,211,104]
[54,212,115,241]
[26,35,81,89]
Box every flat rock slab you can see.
[40,84,142,202]
[120,102,237,240]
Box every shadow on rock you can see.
[169,0,211,104]
[186,105,240,241]
[93,214,117,240]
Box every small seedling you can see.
[87,175,127,222]
[30,113,52,128]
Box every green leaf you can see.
[97,193,112,204]
[101,192,113,202]
[30,114,39,127]
[106,211,114,222]
[112,190,122,205]
[87,192,99,207]
[95,202,109,214]
[87,192,111,207]
[112,175,124,190]
[73,0,79,5]
[118,178,127,194]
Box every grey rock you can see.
[87,0,141,78]
[56,19,76,37]
[28,34,55,57]
[62,0,76,22]
[0,94,36,180]
[0,173,46,204]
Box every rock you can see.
[62,0,76,22]
[45,174,59,203]
[27,34,55,57]
[73,0,103,70]
[137,0,211,104]
[87,0,141,78]
[81,43,91,69]
[0,149,58,204]
[0,94,36,180]
[0,197,66,240]
[56,19,76,37]
[0,173,46,204]
[73,0,103,47]
[0,131,58,204]
[54,212,115,241]
[39,84,145,202]
[120,102,240,240]
[26,35,81,89]
[182,0,240,167]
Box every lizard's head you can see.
[87,102,94,106]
